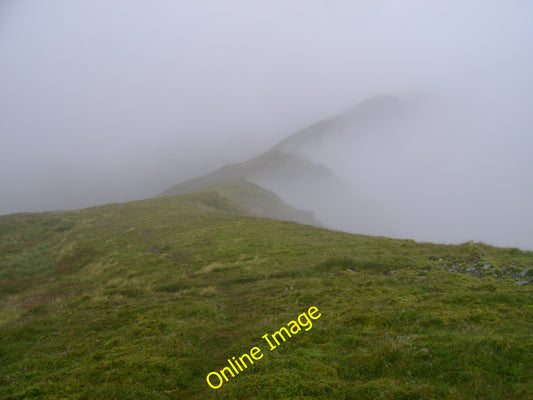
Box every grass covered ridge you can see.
[1,187,532,399]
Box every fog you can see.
[1,1,532,249]
[267,93,533,250]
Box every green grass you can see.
[1,187,532,399]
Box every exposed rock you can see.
[519,268,531,277]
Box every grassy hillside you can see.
[158,150,337,228]
[208,179,319,226]
[159,150,334,200]
[1,187,532,399]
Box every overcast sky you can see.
[1,1,532,248]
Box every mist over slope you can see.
[295,93,533,250]
[2,2,532,249]
[160,148,336,225]
[162,93,533,250]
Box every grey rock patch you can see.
[519,268,531,277]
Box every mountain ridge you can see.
[159,94,410,228]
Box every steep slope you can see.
[159,93,533,250]
[207,179,320,226]
[160,149,337,226]
[159,94,413,236]
[163,179,320,226]
[273,94,405,153]
[160,150,334,198]
[1,191,532,399]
